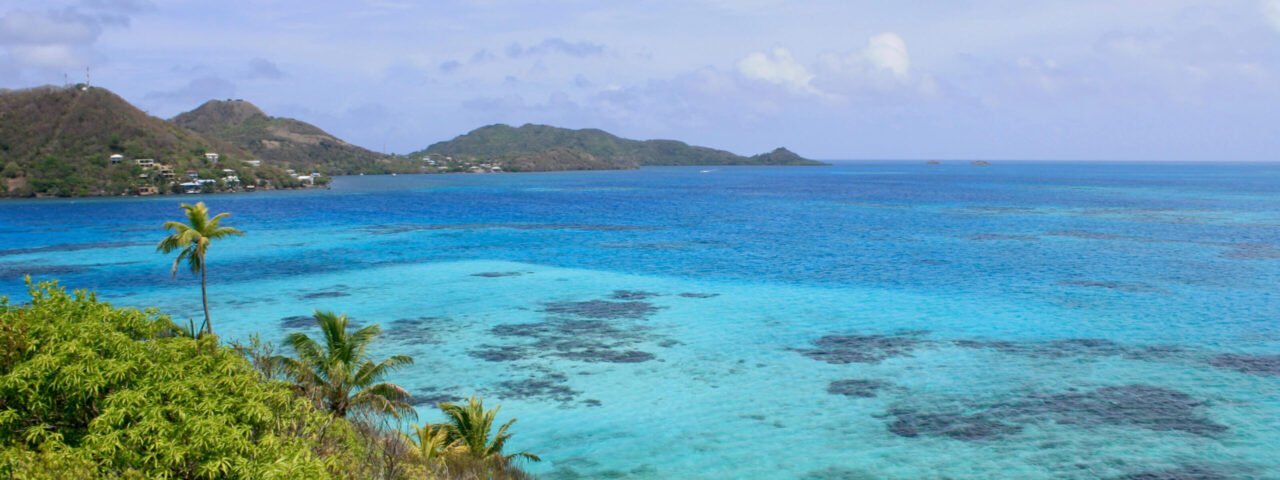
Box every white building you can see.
[136,158,155,168]
[205,153,220,163]
[109,154,124,164]
[245,160,262,167]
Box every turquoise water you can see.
[1,162,1278,479]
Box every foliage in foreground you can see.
[0,281,538,479]
[280,311,414,419]
[0,281,355,478]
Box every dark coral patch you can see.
[793,332,928,364]
[887,384,1225,442]
[1057,280,1167,294]
[554,349,655,363]
[384,317,452,344]
[1026,385,1226,436]
[489,318,659,364]
[1118,464,1236,480]
[0,263,86,278]
[1208,354,1280,376]
[0,240,149,257]
[954,338,1185,361]
[493,374,579,403]
[887,409,1022,441]
[407,391,462,407]
[469,344,530,362]
[828,379,890,398]
[801,466,879,480]
[280,315,315,329]
[609,290,661,300]
[472,272,525,278]
[298,290,350,299]
[543,300,662,319]
[678,292,719,298]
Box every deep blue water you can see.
[1,162,1278,478]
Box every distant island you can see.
[1,86,823,198]
[414,123,825,173]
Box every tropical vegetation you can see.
[1,205,540,478]
[280,311,415,419]
[0,281,351,478]
[157,201,244,336]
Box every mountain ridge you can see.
[415,123,825,168]
[172,99,412,175]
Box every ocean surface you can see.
[1,162,1278,479]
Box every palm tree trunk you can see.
[201,265,212,335]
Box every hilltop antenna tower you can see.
[85,67,91,88]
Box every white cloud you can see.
[865,32,910,79]
[818,32,913,82]
[1264,0,1280,31]
[736,47,821,96]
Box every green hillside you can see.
[0,86,306,197]
[172,100,418,175]
[413,123,825,169]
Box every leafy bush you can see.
[0,281,346,478]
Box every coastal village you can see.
[419,153,504,173]
[113,151,326,196]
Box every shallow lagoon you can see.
[2,162,1278,478]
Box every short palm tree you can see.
[402,422,453,465]
[280,311,414,418]
[157,201,242,335]
[439,397,540,468]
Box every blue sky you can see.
[1,0,1278,160]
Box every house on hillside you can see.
[110,154,124,164]
[179,182,201,194]
[136,158,155,168]
[158,166,175,178]
[245,160,261,167]
[205,153,220,164]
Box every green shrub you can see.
[0,281,345,479]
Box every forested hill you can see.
[172,99,417,175]
[0,85,314,197]
[413,123,825,170]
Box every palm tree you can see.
[438,397,540,468]
[157,201,243,335]
[280,311,414,418]
[402,422,453,465]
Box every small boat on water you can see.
[700,169,715,173]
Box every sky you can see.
[1,0,1279,161]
